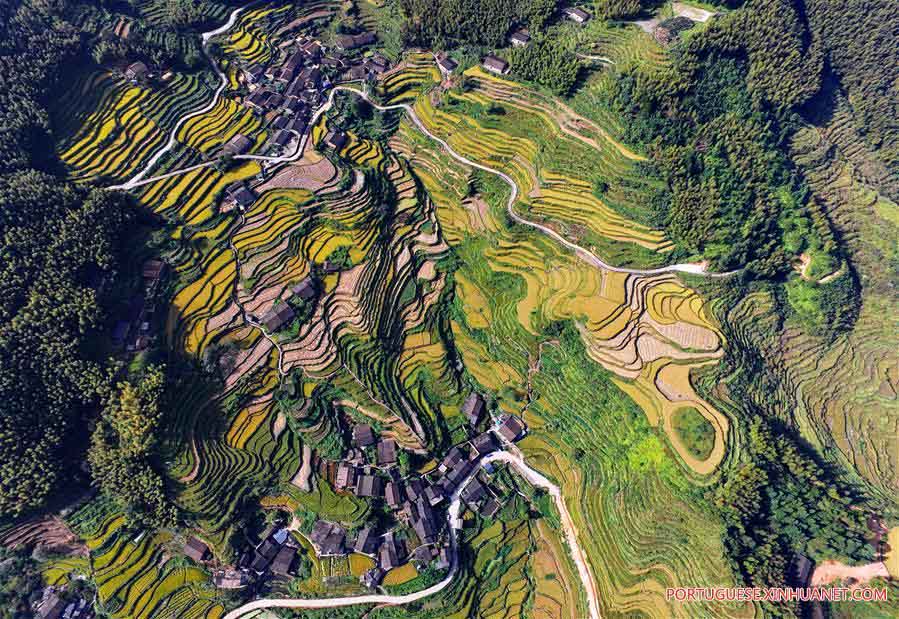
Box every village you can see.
[105,26,535,603]
[172,390,528,597]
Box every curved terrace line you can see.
[223,449,602,619]
[108,7,247,191]
[327,86,735,279]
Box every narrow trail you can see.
[225,209,287,381]
[576,53,616,64]
[329,86,735,279]
[108,7,246,191]
[223,449,602,619]
[105,20,726,615]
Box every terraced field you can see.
[697,100,899,508]
[38,9,781,618]
[390,113,746,615]
[53,69,215,184]
[46,505,225,619]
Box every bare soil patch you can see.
[811,560,889,586]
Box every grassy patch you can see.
[672,406,715,460]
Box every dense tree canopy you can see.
[601,0,860,284]
[714,419,872,615]
[400,0,555,48]
[508,37,579,95]
[0,172,132,518]
[0,0,132,518]
[89,367,178,530]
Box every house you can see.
[142,259,166,283]
[356,474,383,498]
[361,566,386,588]
[278,65,300,84]
[344,64,370,82]
[245,90,269,112]
[184,537,211,562]
[243,64,266,86]
[412,500,438,543]
[249,552,270,574]
[461,478,488,504]
[323,129,348,151]
[379,532,403,570]
[563,6,591,23]
[37,592,66,619]
[270,129,293,149]
[424,484,444,506]
[213,568,249,589]
[366,54,390,74]
[353,424,376,447]
[385,481,403,509]
[482,55,509,75]
[445,459,473,487]
[461,393,485,426]
[377,439,398,466]
[302,68,322,90]
[496,414,526,442]
[335,462,357,490]
[354,526,379,555]
[300,39,323,58]
[260,303,295,332]
[439,446,465,473]
[405,477,424,502]
[257,537,280,562]
[271,545,297,575]
[509,30,530,47]
[286,117,308,134]
[285,77,304,98]
[436,55,458,74]
[292,277,317,302]
[412,544,435,566]
[125,61,149,81]
[265,92,285,110]
[284,96,306,116]
[320,56,343,69]
[223,133,253,156]
[309,520,347,556]
[471,432,497,456]
[479,498,501,518]
[226,184,257,209]
[335,31,377,51]
[435,546,451,570]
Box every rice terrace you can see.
[0,1,897,618]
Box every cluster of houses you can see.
[184,394,528,593]
[253,275,319,334]
[181,524,303,592]
[112,259,166,353]
[300,394,526,587]
[34,589,93,619]
[213,32,388,214]
[240,33,388,157]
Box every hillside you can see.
[0,1,896,619]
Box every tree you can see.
[508,38,579,96]
[89,367,178,530]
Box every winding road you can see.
[103,9,745,619]
[325,86,734,278]
[108,7,247,191]
[223,448,601,619]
